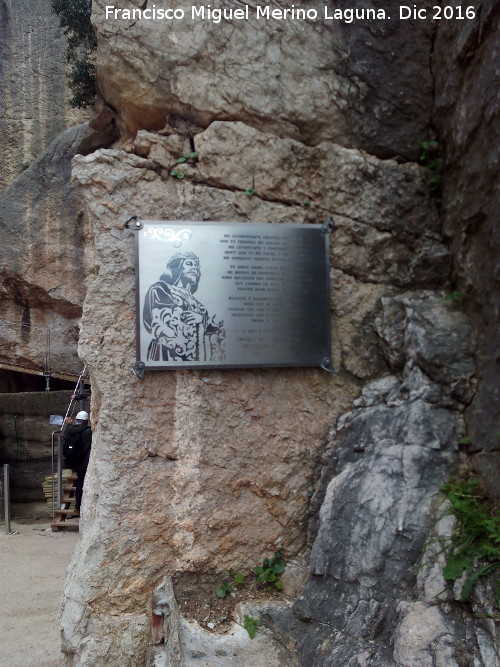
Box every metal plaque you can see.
[135,221,331,370]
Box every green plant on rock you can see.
[215,581,233,599]
[439,477,500,604]
[169,152,198,180]
[169,170,185,180]
[419,140,443,194]
[51,0,96,108]
[443,290,467,307]
[215,568,245,598]
[229,568,245,586]
[254,551,285,591]
[243,615,260,639]
[177,152,198,163]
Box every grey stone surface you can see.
[395,509,499,667]
[0,0,87,194]
[271,293,482,666]
[434,2,500,458]
[374,292,476,405]
[293,400,459,626]
[93,0,434,159]
[0,124,93,378]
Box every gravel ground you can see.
[0,504,79,667]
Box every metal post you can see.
[4,464,11,534]
[57,434,63,509]
[78,378,84,412]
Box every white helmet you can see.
[76,411,89,421]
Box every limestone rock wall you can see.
[0,0,87,195]
[58,2,498,665]
[60,120,453,664]
[0,124,94,378]
[93,0,434,159]
[274,294,490,666]
[433,0,500,497]
[0,0,94,380]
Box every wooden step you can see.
[63,485,76,492]
[62,495,76,503]
[55,509,80,517]
[51,522,79,532]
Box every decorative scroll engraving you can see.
[143,227,192,248]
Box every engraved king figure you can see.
[143,252,225,362]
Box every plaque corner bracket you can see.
[124,216,143,231]
[321,217,335,234]
[132,360,146,380]
[321,357,335,374]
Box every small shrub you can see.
[215,581,233,599]
[254,551,285,591]
[440,477,500,603]
[229,568,245,586]
[215,568,245,598]
[177,152,198,163]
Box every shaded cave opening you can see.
[0,369,89,514]
[0,368,76,394]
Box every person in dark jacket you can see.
[65,410,92,516]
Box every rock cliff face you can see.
[56,3,498,666]
[273,293,487,666]
[60,121,448,665]
[93,0,434,159]
[0,0,86,195]
[0,124,93,378]
[433,1,500,498]
[0,1,94,382]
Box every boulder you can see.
[92,0,434,159]
[59,118,444,663]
